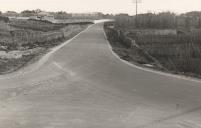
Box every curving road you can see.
[0,22,201,128]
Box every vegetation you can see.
[105,11,201,78]
[0,18,91,74]
[128,33,201,76]
[0,16,9,23]
[113,11,201,30]
[10,19,65,32]
[104,23,165,69]
[0,54,37,74]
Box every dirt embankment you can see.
[104,22,201,79]
[0,19,92,74]
[104,23,166,71]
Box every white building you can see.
[72,12,101,18]
[31,11,55,22]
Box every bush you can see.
[0,16,9,23]
[104,23,132,48]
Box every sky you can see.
[0,0,201,15]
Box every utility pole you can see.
[132,0,141,28]
[135,0,138,28]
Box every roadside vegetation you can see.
[104,22,166,71]
[0,16,92,74]
[10,19,65,32]
[105,11,201,78]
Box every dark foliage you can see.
[113,11,201,29]
[0,16,9,23]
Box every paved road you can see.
[1,22,201,128]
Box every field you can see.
[128,33,201,76]
[9,19,65,32]
[104,22,201,78]
[0,19,91,74]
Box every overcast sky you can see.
[0,0,201,15]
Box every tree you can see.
[0,16,9,23]
[198,18,201,28]
[185,17,190,29]
[21,10,36,17]
[56,11,67,14]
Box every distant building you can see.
[43,15,55,21]
[37,11,54,21]
[72,12,103,18]
[29,16,38,20]
[28,11,55,22]
[38,11,50,17]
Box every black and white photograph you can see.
[0,0,201,127]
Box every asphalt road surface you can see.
[1,22,201,128]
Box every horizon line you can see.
[1,9,201,16]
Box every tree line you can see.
[111,11,201,29]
